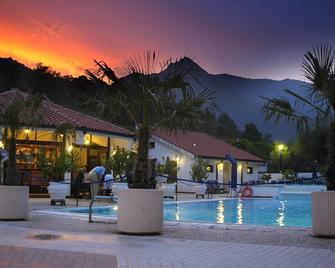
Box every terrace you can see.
[0,197,334,268]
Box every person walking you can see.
[87,166,106,199]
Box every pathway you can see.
[0,224,334,268]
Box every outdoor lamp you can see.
[67,145,73,152]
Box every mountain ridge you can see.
[0,56,308,140]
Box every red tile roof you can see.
[154,129,264,162]
[0,89,133,137]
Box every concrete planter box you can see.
[117,189,163,234]
[0,186,29,220]
[177,180,198,193]
[111,182,129,197]
[193,184,207,197]
[312,191,335,237]
[156,174,168,185]
[157,183,176,199]
[47,180,70,203]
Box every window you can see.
[206,165,214,173]
[149,142,155,149]
[247,167,253,174]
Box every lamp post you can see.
[277,144,285,172]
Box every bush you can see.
[262,174,272,182]
[37,148,80,180]
[283,169,296,180]
[190,158,209,181]
[103,148,136,179]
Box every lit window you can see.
[206,165,214,173]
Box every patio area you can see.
[0,198,334,267]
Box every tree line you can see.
[0,57,326,173]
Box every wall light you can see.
[217,162,224,171]
[67,145,73,152]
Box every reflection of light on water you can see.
[175,205,180,221]
[237,199,243,224]
[216,200,225,223]
[277,200,286,226]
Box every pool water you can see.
[58,193,312,228]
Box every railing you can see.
[18,171,327,205]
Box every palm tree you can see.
[0,90,43,185]
[86,52,215,188]
[52,122,76,153]
[262,44,335,190]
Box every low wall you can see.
[251,185,284,198]
[251,184,326,198]
[281,185,326,193]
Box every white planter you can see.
[156,174,168,184]
[47,180,70,201]
[157,183,176,199]
[193,184,207,197]
[117,189,163,234]
[177,180,198,193]
[111,182,129,197]
[0,186,29,220]
[312,191,335,237]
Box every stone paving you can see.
[0,245,117,268]
[0,198,335,267]
[0,223,334,268]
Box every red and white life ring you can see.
[241,186,253,198]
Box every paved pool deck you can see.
[0,197,334,268]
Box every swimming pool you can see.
[53,193,312,228]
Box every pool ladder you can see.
[88,195,117,223]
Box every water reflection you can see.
[277,200,286,226]
[175,205,180,221]
[237,199,243,224]
[216,200,225,223]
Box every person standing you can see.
[87,166,106,199]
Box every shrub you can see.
[283,169,296,180]
[190,158,209,181]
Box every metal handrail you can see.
[88,195,117,223]
[17,171,327,205]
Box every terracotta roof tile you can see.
[0,89,133,137]
[154,128,264,162]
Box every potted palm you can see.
[87,52,214,234]
[189,158,209,198]
[38,148,79,205]
[262,45,335,236]
[0,90,43,220]
[156,158,179,199]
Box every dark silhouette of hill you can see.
[166,57,309,140]
[0,57,308,140]
[0,57,102,117]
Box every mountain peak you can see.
[165,56,208,76]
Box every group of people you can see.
[75,166,114,199]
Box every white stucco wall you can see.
[149,136,267,185]
[237,161,265,184]
[149,136,194,180]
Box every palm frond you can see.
[52,122,76,142]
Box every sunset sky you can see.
[0,0,334,80]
